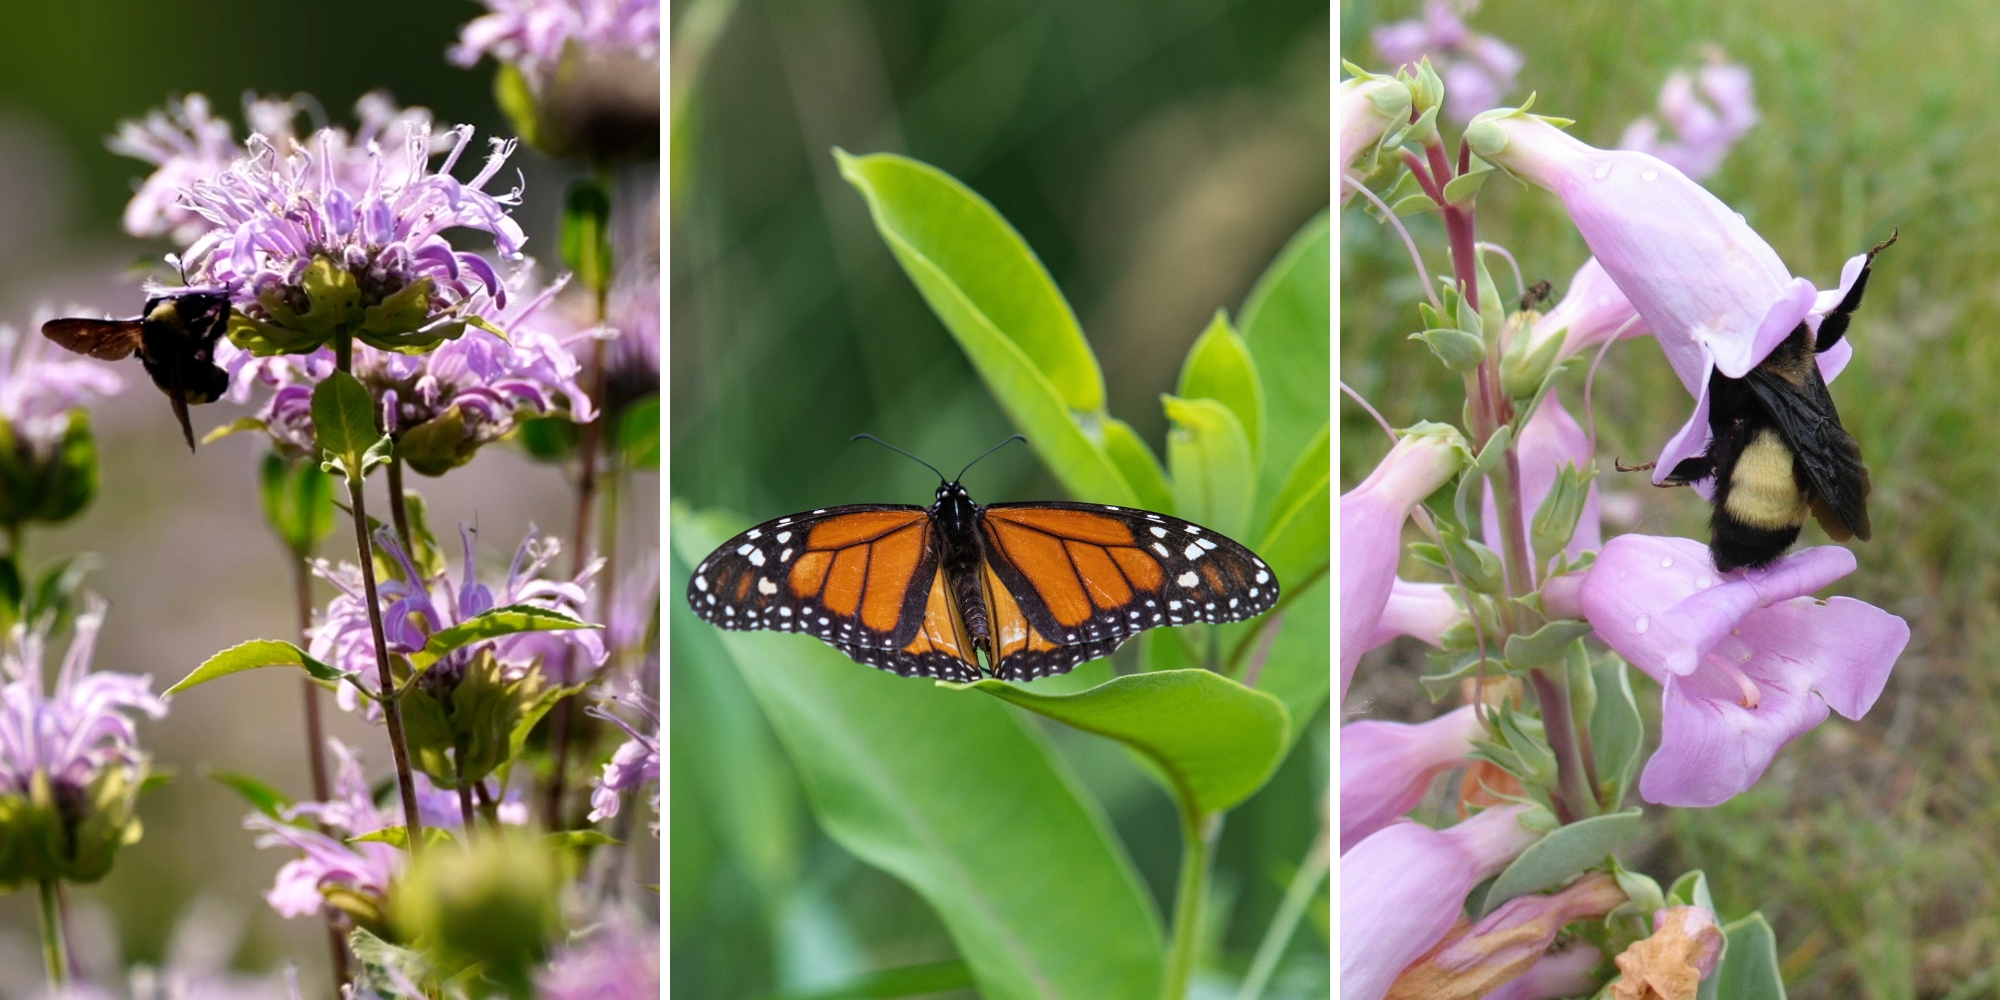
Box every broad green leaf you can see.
[561,177,614,294]
[259,451,336,556]
[838,150,1135,506]
[1245,573,1329,751]
[1501,621,1594,668]
[1260,422,1329,542]
[675,509,1164,1000]
[312,371,381,479]
[1177,311,1265,458]
[406,605,596,675]
[965,669,1289,816]
[620,394,661,470]
[1256,439,1329,591]
[206,769,294,821]
[1100,417,1173,514]
[167,639,355,696]
[1477,808,1645,917]
[1238,212,1329,523]
[1162,396,1254,541]
[1715,913,1787,1000]
[1591,657,1644,810]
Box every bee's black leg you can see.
[1815,228,1898,353]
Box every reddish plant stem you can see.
[547,275,613,830]
[1528,668,1596,823]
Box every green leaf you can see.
[1247,573,1329,751]
[1409,327,1487,372]
[1176,311,1265,459]
[1161,395,1254,541]
[357,278,439,344]
[562,178,614,294]
[166,639,356,696]
[965,669,1289,816]
[1591,657,1644,810]
[206,769,294,821]
[1240,212,1328,524]
[1477,808,1645,917]
[1715,913,1787,1000]
[619,394,661,470]
[30,410,97,525]
[1099,417,1173,515]
[514,414,580,463]
[397,406,471,477]
[837,150,1135,506]
[348,825,457,849]
[673,508,1164,1000]
[259,451,336,556]
[406,605,596,675]
[1440,161,1494,204]
[1256,424,1330,588]
[312,371,381,481]
[1501,621,1594,668]
[546,830,620,849]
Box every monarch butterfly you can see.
[686,435,1280,683]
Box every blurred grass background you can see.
[0,2,656,994]
[1341,1,2000,996]
[671,0,1328,996]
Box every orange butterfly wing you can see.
[687,505,939,658]
[979,503,1278,681]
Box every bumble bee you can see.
[42,292,232,452]
[1648,232,1894,571]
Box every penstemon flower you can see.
[1341,422,1469,699]
[1372,0,1523,123]
[1340,705,1484,851]
[1386,873,1627,1000]
[1618,53,1759,182]
[0,601,163,886]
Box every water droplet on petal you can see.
[1594,163,1613,180]
[1634,615,1650,634]
[1641,169,1659,181]
[1661,556,1674,568]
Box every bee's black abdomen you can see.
[1708,516,1801,572]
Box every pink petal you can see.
[1340,705,1484,851]
[1368,579,1465,651]
[1341,428,1466,699]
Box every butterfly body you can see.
[688,480,1279,683]
[42,292,233,452]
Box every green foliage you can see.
[204,769,293,822]
[1715,913,1788,1000]
[1476,808,1645,918]
[620,393,661,470]
[561,177,614,295]
[0,409,99,528]
[673,512,1166,1000]
[313,370,389,482]
[166,639,356,696]
[1162,395,1254,541]
[404,605,595,678]
[258,450,336,556]
[966,669,1290,817]
[1177,311,1266,459]
[1239,213,1330,527]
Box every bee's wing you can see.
[41,318,144,360]
[1747,365,1872,541]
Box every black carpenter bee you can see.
[42,292,232,452]
[1633,232,1895,571]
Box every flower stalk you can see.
[37,878,66,989]
[1163,808,1221,1000]
[291,552,350,987]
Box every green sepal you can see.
[1475,807,1645,917]
[398,405,473,477]
[1410,327,1486,372]
[1440,160,1495,205]
[1529,461,1595,568]
[1501,620,1593,669]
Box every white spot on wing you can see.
[1196,538,1216,550]
[748,549,767,567]
[1150,526,1168,538]
[694,576,708,592]
[1177,571,1199,587]
[757,577,778,595]
[1184,543,1204,560]
[777,531,792,543]
[1254,570,1269,584]
[736,544,753,556]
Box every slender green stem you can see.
[1493,453,1539,596]
[386,456,413,553]
[7,523,22,565]
[1163,808,1221,1000]
[1529,668,1596,822]
[1233,828,1329,1000]
[37,879,67,989]
[334,334,425,852]
[455,765,477,833]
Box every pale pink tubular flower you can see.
[1340,74,1414,177]
[1372,1,1523,123]
[1465,111,1874,482]
[1340,803,1541,1000]
[1578,534,1907,806]
[1341,422,1469,700]
[1483,945,1605,1000]
[1369,578,1465,650]
[1387,872,1626,999]
[1340,704,1484,852]
[1522,257,1652,362]
[1619,55,1758,182]
[1481,393,1600,569]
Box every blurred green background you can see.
[1342,1,2000,996]
[671,0,1328,996]
[0,2,655,993]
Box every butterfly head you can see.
[931,479,981,533]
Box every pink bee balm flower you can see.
[1341,423,1469,700]
[1340,803,1541,1000]
[1386,872,1626,1000]
[1619,55,1759,182]
[1578,534,1908,806]
[1465,111,1874,483]
[1372,1,1523,123]
[1340,705,1484,852]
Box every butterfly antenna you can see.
[954,434,1027,483]
[851,434,948,481]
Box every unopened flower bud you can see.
[392,828,567,996]
[1341,73,1414,175]
[403,650,552,789]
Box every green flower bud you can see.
[403,651,550,790]
[392,828,567,997]
[0,763,145,888]
[495,46,660,163]
[0,410,99,530]
[227,258,470,356]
